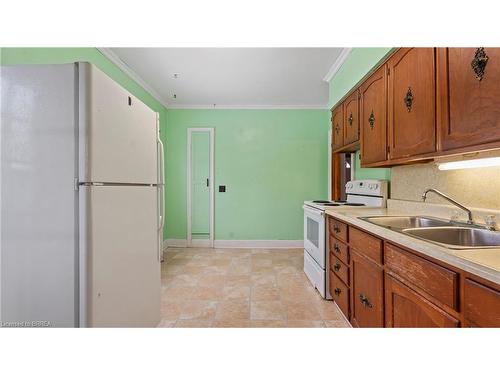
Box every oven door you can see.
[303,205,325,269]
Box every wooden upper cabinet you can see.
[360,64,388,165]
[387,48,436,159]
[385,274,459,328]
[331,105,344,150]
[437,48,500,152]
[343,90,360,145]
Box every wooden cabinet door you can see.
[464,279,500,327]
[387,48,436,159]
[351,251,384,327]
[437,48,500,151]
[331,105,344,150]
[385,274,459,328]
[343,90,360,145]
[360,64,387,164]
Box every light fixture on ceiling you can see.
[437,157,500,170]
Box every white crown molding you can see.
[167,104,328,110]
[323,48,353,82]
[97,48,170,108]
[164,239,303,249]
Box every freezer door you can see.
[79,63,158,184]
[1,64,78,327]
[81,185,160,327]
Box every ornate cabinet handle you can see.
[471,47,489,81]
[334,263,341,272]
[368,110,375,130]
[334,288,341,296]
[333,224,340,233]
[335,123,340,134]
[359,294,373,308]
[348,112,353,126]
[404,87,414,112]
[334,243,340,253]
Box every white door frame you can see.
[186,128,215,248]
[327,129,332,200]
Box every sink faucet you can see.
[421,188,474,225]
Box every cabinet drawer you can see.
[329,218,348,243]
[329,235,349,265]
[385,243,458,310]
[349,227,383,265]
[329,270,349,320]
[329,253,349,285]
[464,279,500,328]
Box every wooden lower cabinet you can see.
[464,279,500,327]
[385,274,459,328]
[350,251,384,328]
[326,217,500,327]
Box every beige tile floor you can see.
[159,247,350,328]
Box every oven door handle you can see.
[302,205,324,217]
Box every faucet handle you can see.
[485,215,497,230]
[450,211,461,222]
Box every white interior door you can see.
[79,63,157,184]
[187,128,214,247]
[82,185,160,327]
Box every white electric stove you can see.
[302,179,388,298]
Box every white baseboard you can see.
[215,240,303,249]
[163,239,186,248]
[164,239,303,249]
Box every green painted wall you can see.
[165,109,329,241]
[328,48,393,181]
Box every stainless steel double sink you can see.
[359,216,500,249]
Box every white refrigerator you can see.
[0,62,164,327]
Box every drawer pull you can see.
[359,294,373,308]
[334,243,340,253]
[333,224,340,233]
[334,263,341,272]
[334,288,342,296]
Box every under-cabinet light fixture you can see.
[437,156,500,171]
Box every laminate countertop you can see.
[324,206,500,285]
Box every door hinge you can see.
[74,178,79,191]
[387,68,390,76]
[387,145,390,154]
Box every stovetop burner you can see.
[312,200,332,203]
[322,203,340,206]
[343,203,365,206]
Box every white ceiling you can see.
[107,48,344,108]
